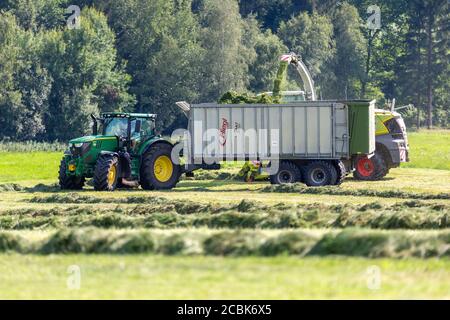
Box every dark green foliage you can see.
[0,0,448,142]
[0,5,133,141]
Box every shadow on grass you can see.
[14,180,256,194]
[346,177,396,182]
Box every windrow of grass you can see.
[2,198,448,230]
[1,180,445,199]
[1,228,449,258]
[260,184,450,200]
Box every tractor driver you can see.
[104,117,138,185]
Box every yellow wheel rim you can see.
[107,165,117,187]
[154,155,173,183]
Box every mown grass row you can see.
[1,181,449,200]
[26,193,449,212]
[261,184,450,200]
[1,199,448,230]
[1,228,449,258]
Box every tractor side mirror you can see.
[135,120,142,134]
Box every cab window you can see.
[103,118,128,137]
[137,118,154,136]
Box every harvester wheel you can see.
[333,160,346,185]
[303,161,337,187]
[140,144,180,190]
[270,161,301,184]
[353,152,388,181]
[59,158,85,190]
[94,154,120,191]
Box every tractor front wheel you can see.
[94,154,120,191]
[353,152,388,181]
[59,158,85,190]
[140,144,180,190]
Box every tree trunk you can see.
[362,30,379,98]
[361,35,371,98]
[426,8,434,129]
[416,21,422,129]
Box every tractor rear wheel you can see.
[353,152,388,181]
[140,144,180,190]
[94,154,120,191]
[270,161,302,184]
[59,158,85,190]
[303,161,337,187]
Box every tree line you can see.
[0,0,448,141]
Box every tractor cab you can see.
[93,113,156,152]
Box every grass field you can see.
[1,255,449,299]
[403,130,450,170]
[0,130,449,299]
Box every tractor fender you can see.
[139,138,174,157]
[138,138,176,173]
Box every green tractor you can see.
[59,112,180,191]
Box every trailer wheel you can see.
[353,152,388,181]
[333,161,346,185]
[270,161,302,184]
[304,161,337,187]
[140,144,180,190]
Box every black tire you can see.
[58,158,85,190]
[140,144,180,190]
[304,161,337,187]
[333,160,346,185]
[353,152,388,181]
[94,154,120,191]
[269,161,302,185]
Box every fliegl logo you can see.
[219,118,229,146]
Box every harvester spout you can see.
[280,53,317,101]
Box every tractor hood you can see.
[69,135,116,144]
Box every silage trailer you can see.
[177,99,376,186]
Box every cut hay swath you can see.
[1,228,449,258]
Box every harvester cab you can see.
[59,112,180,191]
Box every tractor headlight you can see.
[70,142,91,156]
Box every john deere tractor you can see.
[59,113,180,191]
